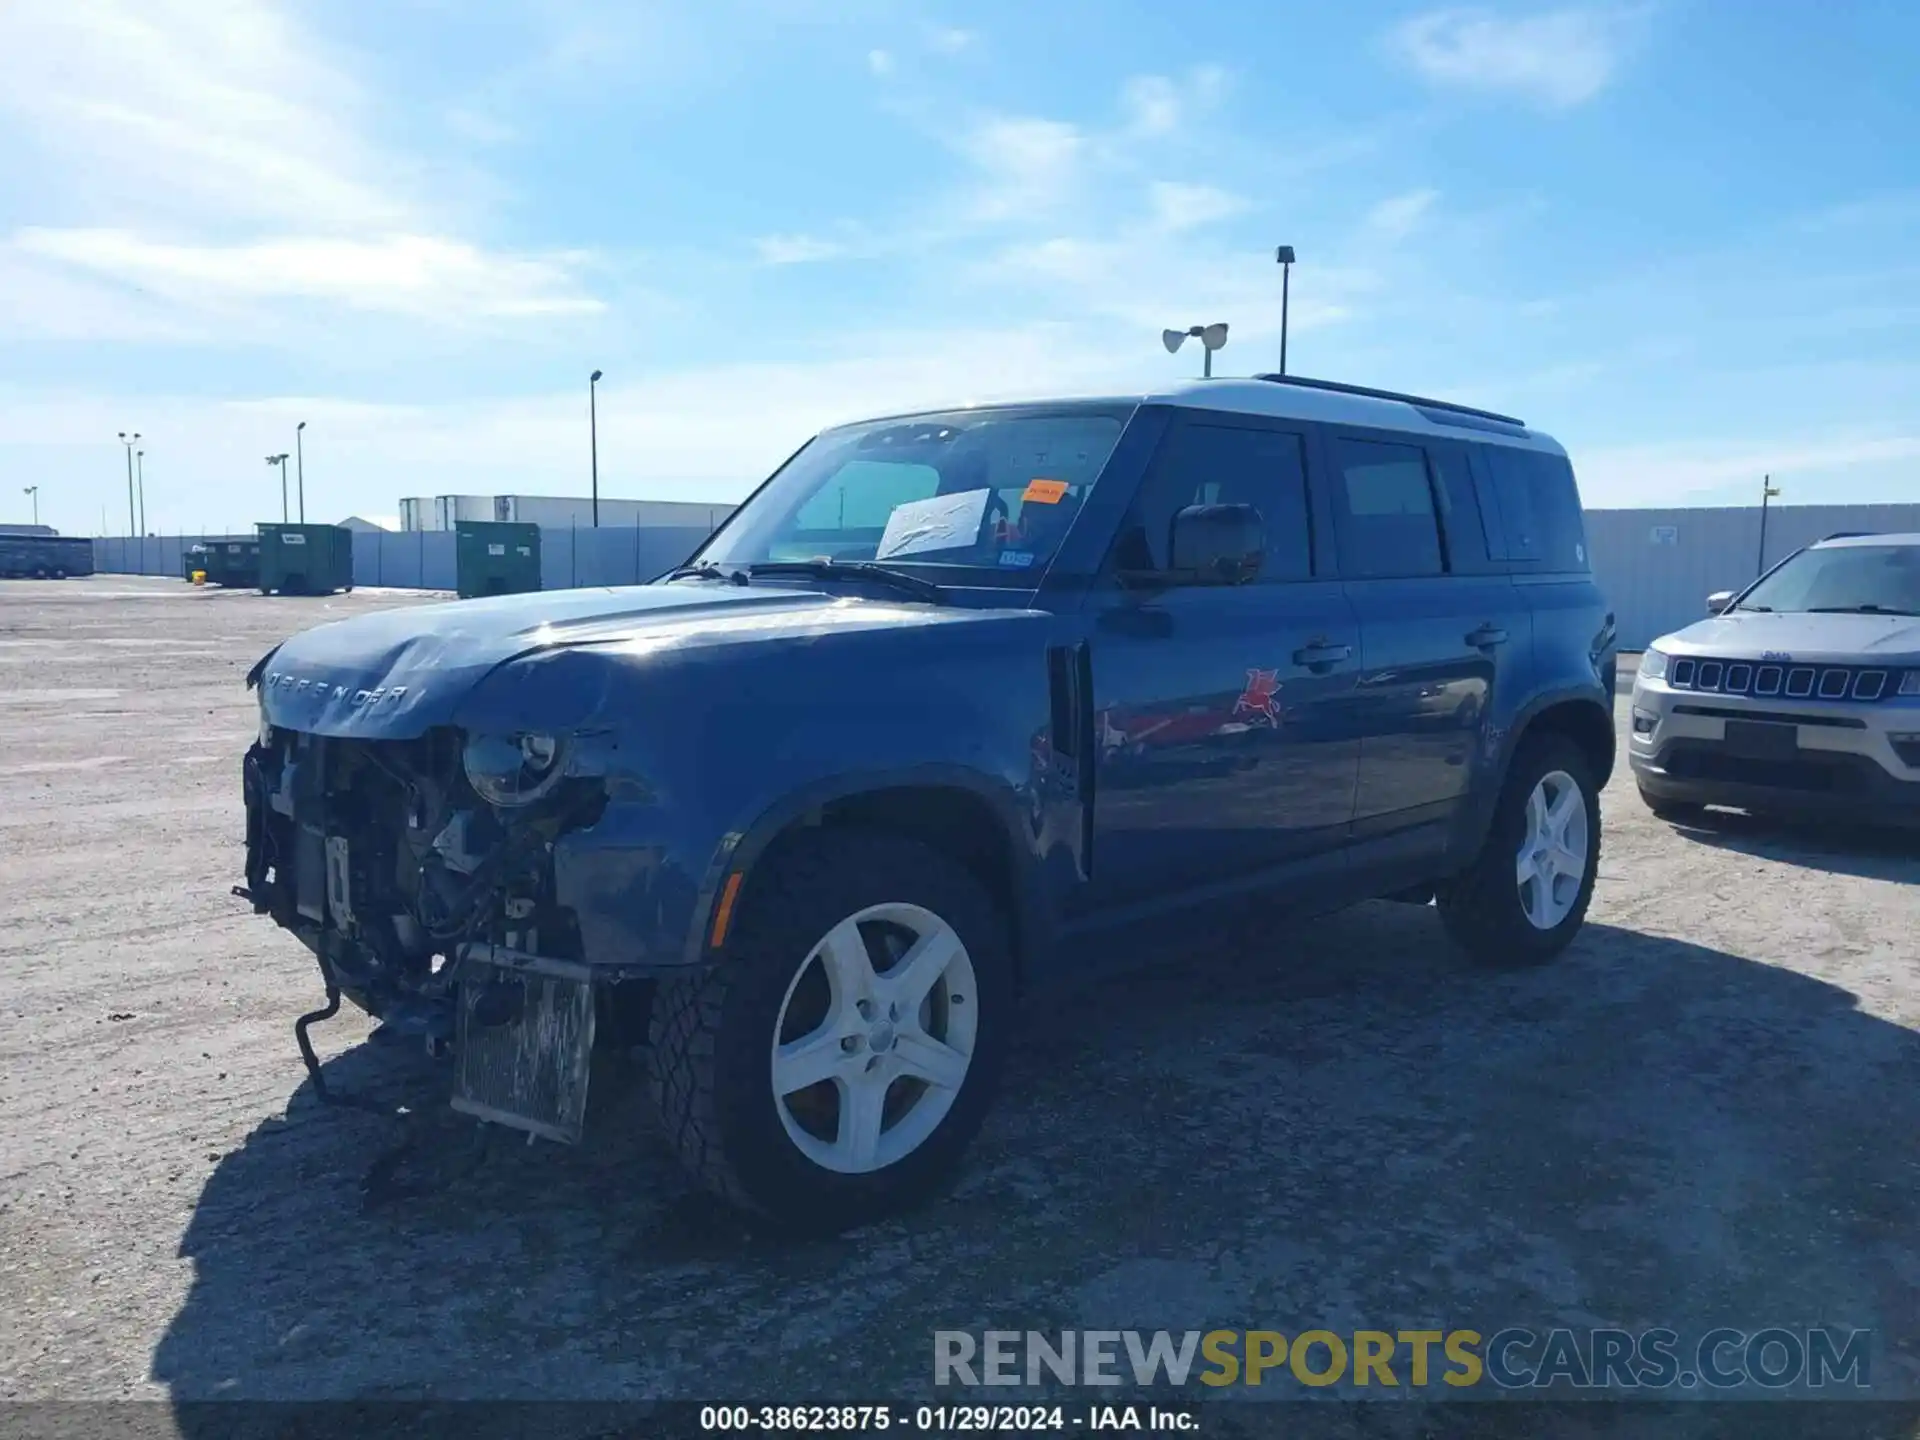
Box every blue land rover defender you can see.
[240,375,1617,1232]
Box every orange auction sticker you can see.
[1023,479,1069,505]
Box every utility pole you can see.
[135,449,147,535]
[1756,474,1780,576]
[589,370,603,528]
[117,431,140,535]
[1275,245,1296,375]
[266,454,290,523]
[23,486,38,526]
[296,421,307,523]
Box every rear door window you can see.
[1329,437,1444,578]
[1480,446,1590,572]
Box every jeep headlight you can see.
[463,730,570,807]
[1638,647,1670,681]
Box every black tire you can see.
[1439,734,1601,968]
[1638,787,1706,824]
[648,829,1012,1235]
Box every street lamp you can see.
[266,453,290,523]
[589,370,603,528]
[23,486,38,527]
[1274,245,1296,376]
[117,431,140,535]
[1162,323,1230,378]
[295,421,307,523]
[1757,474,1782,575]
[135,449,147,535]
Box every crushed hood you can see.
[249,582,971,738]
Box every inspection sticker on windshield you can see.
[875,488,991,560]
[998,550,1036,569]
[1022,478,1069,505]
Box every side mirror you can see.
[1706,590,1735,615]
[1170,503,1264,585]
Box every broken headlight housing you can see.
[462,730,570,807]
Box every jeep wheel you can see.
[1439,735,1600,967]
[648,830,1010,1234]
[1638,787,1706,824]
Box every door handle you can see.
[1292,641,1352,669]
[1465,624,1509,649]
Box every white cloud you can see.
[1386,6,1643,109]
[956,117,1086,221]
[754,233,852,265]
[12,230,603,322]
[1363,188,1440,242]
[1148,182,1249,233]
[867,48,895,76]
[0,0,413,231]
[1121,66,1230,137]
[928,26,976,54]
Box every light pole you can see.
[135,449,147,535]
[1757,474,1781,575]
[117,431,140,535]
[589,369,603,528]
[266,454,290,523]
[295,421,307,523]
[1274,245,1296,375]
[23,486,38,526]
[1162,323,1230,378]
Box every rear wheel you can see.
[1440,735,1600,968]
[648,830,1011,1234]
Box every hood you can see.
[1659,609,1920,662]
[251,582,971,739]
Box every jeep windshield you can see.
[677,404,1129,588]
[1736,543,1920,616]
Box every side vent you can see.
[1046,642,1097,870]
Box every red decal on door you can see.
[1233,668,1284,724]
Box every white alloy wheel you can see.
[770,901,979,1175]
[1516,769,1589,930]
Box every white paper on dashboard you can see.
[874,489,990,560]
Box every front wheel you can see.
[648,830,1011,1234]
[1439,735,1601,967]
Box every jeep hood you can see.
[250,583,982,739]
[1659,609,1920,661]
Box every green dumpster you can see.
[189,538,261,587]
[209,538,261,588]
[257,523,354,596]
[455,521,541,599]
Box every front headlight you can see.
[1638,647,1670,681]
[463,730,570,807]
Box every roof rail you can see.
[1250,373,1526,428]
[1819,531,1873,541]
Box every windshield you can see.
[1736,543,1920,615]
[686,405,1129,582]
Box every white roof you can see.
[864,377,1567,456]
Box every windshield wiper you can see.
[747,559,948,605]
[664,562,746,584]
[1807,604,1920,616]
[1733,603,1773,612]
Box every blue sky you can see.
[0,0,1915,535]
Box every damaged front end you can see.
[239,713,612,1142]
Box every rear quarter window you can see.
[1480,445,1589,573]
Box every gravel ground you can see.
[1,577,1917,1437]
